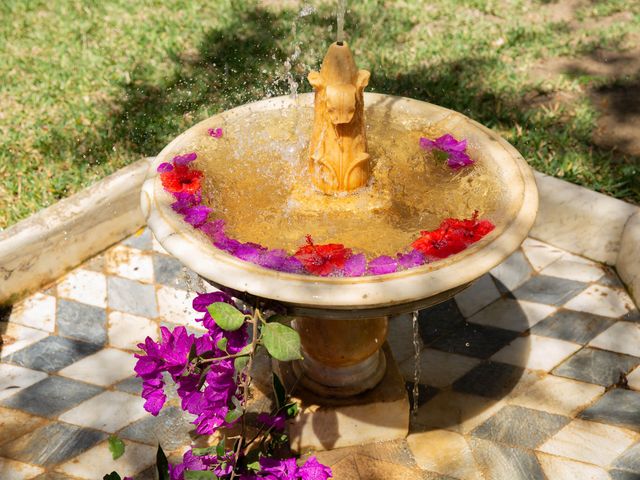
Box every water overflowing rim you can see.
[141,92,538,310]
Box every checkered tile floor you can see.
[1,230,639,479]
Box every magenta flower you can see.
[367,255,398,275]
[208,127,223,138]
[298,457,333,480]
[192,291,234,312]
[343,253,366,277]
[157,162,174,173]
[259,457,299,479]
[183,205,212,227]
[419,134,473,169]
[397,249,426,269]
[173,152,198,166]
[257,412,287,431]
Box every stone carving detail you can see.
[308,42,371,194]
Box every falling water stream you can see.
[411,310,421,417]
[336,0,346,44]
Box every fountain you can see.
[140,18,537,452]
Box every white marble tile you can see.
[468,298,555,332]
[538,419,638,467]
[564,284,635,318]
[0,457,43,480]
[108,310,159,351]
[0,324,49,359]
[508,374,605,416]
[617,210,640,305]
[407,430,482,480]
[536,452,610,480]
[59,391,146,432]
[589,321,640,357]
[399,348,480,388]
[491,335,581,372]
[55,439,155,479]
[521,238,565,271]
[413,390,504,434]
[541,259,605,283]
[0,364,48,401]
[560,251,600,266]
[58,348,137,387]
[152,234,169,255]
[57,268,107,308]
[628,365,640,391]
[387,313,421,364]
[530,172,637,265]
[156,284,204,330]
[490,249,533,291]
[9,292,56,332]
[454,274,501,318]
[105,244,155,283]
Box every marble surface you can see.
[617,211,640,305]
[0,229,639,479]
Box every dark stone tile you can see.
[580,389,640,432]
[512,275,588,306]
[531,309,615,344]
[404,382,438,412]
[57,299,107,345]
[0,376,103,418]
[427,323,519,359]
[0,421,106,466]
[471,405,570,449]
[153,254,199,290]
[114,375,143,395]
[610,470,640,480]
[120,406,193,450]
[122,228,153,251]
[453,361,525,398]
[613,442,640,474]
[469,437,545,480]
[418,299,466,345]
[6,335,102,372]
[107,276,158,318]
[552,347,640,387]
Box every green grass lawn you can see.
[1,0,639,228]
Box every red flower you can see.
[160,165,203,194]
[294,235,352,276]
[412,212,495,259]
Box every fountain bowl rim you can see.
[141,92,538,312]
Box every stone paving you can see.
[1,228,639,479]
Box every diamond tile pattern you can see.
[0,230,639,479]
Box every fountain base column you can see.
[279,316,409,452]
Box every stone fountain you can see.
[141,40,538,451]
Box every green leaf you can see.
[224,408,243,424]
[216,437,226,457]
[188,342,199,362]
[216,337,228,352]
[192,446,217,456]
[108,435,125,460]
[184,471,217,480]
[247,461,260,471]
[207,302,246,331]
[157,445,170,480]
[103,473,122,480]
[272,372,286,409]
[234,355,249,375]
[267,314,293,325]
[262,323,302,362]
[284,401,300,418]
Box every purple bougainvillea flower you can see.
[199,219,226,238]
[397,249,426,269]
[157,162,174,173]
[257,412,287,431]
[343,253,366,277]
[208,127,223,138]
[298,457,333,480]
[259,457,300,480]
[192,291,234,312]
[367,255,398,275]
[183,205,212,228]
[173,152,198,166]
[234,242,266,263]
[419,134,473,169]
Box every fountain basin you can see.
[141,92,537,400]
